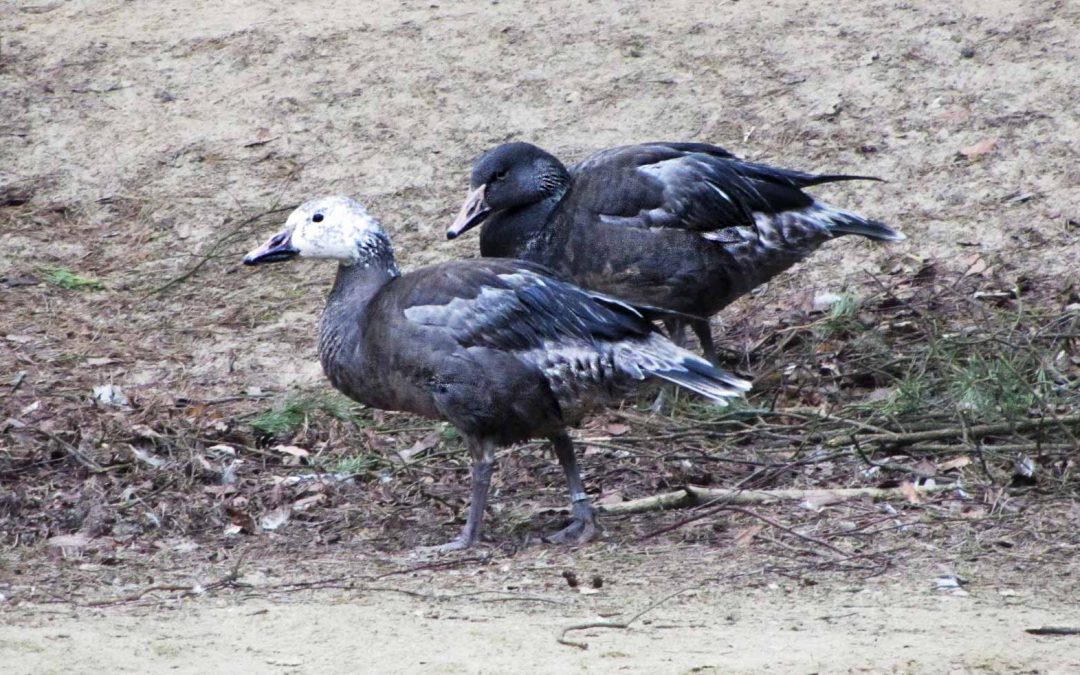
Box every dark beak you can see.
[446,185,491,240]
[243,230,299,265]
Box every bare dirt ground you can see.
[2,0,1079,672]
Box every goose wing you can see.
[564,142,881,233]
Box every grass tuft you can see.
[251,391,365,437]
[817,293,862,338]
[320,453,386,476]
[41,266,105,290]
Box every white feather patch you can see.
[404,286,517,327]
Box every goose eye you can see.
[494,171,508,181]
[312,213,324,223]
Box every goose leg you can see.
[432,437,495,552]
[544,432,599,545]
[650,319,686,413]
[691,318,719,365]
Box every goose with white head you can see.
[244,196,751,551]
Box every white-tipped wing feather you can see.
[397,259,750,408]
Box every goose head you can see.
[244,196,396,268]
[447,142,569,240]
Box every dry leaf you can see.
[203,484,237,497]
[605,423,631,436]
[292,493,326,512]
[396,430,441,464]
[362,428,391,452]
[914,459,938,477]
[225,506,258,534]
[899,480,922,504]
[734,524,764,548]
[47,533,92,548]
[129,424,161,439]
[259,505,291,531]
[92,384,129,407]
[960,505,986,519]
[275,445,310,466]
[207,444,236,458]
[960,254,989,277]
[596,491,624,506]
[938,456,971,471]
[275,445,310,458]
[959,138,997,158]
[130,445,167,468]
[801,492,845,510]
[866,387,893,403]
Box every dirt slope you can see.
[2,0,1079,672]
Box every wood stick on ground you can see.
[30,427,104,473]
[557,587,693,650]
[1025,626,1080,636]
[598,484,959,516]
[824,414,1080,448]
[637,501,851,558]
[722,505,851,558]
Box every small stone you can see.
[960,46,976,59]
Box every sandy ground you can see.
[4,584,1079,674]
[3,0,1079,672]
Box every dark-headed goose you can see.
[243,196,750,551]
[447,142,905,362]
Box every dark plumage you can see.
[448,141,905,361]
[244,196,750,551]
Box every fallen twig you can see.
[146,205,294,297]
[82,553,248,607]
[598,484,959,516]
[557,587,691,650]
[1025,626,1080,636]
[722,505,850,558]
[372,555,490,579]
[83,582,232,607]
[824,414,1080,448]
[29,427,104,473]
[637,501,850,558]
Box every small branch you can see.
[1025,626,1080,636]
[372,555,490,579]
[853,440,926,476]
[824,414,1080,448]
[83,583,210,607]
[909,442,1077,454]
[598,484,958,516]
[258,579,565,606]
[29,427,104,473]
[557,587,692,650]
[146,205,294,297]
[83,554,246,607]
[721,505,851,558]
[598,489,694,514]
[637,500,851,558]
